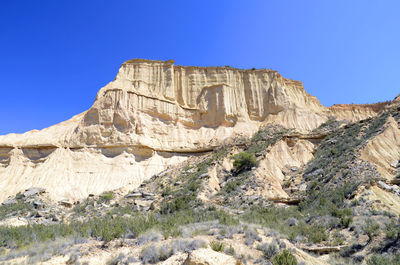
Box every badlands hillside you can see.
[0,59,383,203]
[0,59,399,265]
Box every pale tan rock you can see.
[0,59,382,203]
[356,185,400,216]
[182,248,240,265]
[0,216,28,227]
[250,138,315,199]
[328,102,387,122]
[160,253,188,265]
[360,116,400,181]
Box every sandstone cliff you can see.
[0,59,385,202]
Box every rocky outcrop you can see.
[360,116,400,181]
[328,102,388,122]
[0,59,384,202]
[251,138,315,199]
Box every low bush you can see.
[363,219,380,241]
[139,238,206,263]
[171,239,206,254]
[210,241,224,252]
[244,228,261,246]
[367,254,400,265]
[140,244,170,264]
[272,250,297,265]
[106,253,126,265]
[231,152,257,173]
[137,230,163,245]
[257,243,278,259]
[384,221,400,240]
[225,244,236,256]
[99,192,114,203]
[222,180,241,194]
[304,224,328,244]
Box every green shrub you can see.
[0,201,34,221]
[210,241,224,252]
[305,224,328,243]
[331,231,344,246]
[225,244,235,255]
[364,219,380,240]
[257,243,278,259]
[140,244,171,264]
[272,250,297,265]
[160,194,197,214]
[385,221,400,240]
[340,216,353,228]
[99,193,114,202]
[161,186,172,197]
[366,255,400,265]
[222,180,241,194]
[15,192,24,200]
[231,152,257,173]
[332,208,353,228]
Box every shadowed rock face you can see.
[0,59,385,202]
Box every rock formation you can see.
[0,59,387,202]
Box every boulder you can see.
[141,192,155,197]
[2,198,17,205]
[59,199,73,208]
[378,180,392,191]
[23,187,45,197]
[125,192,142,198]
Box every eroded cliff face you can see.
[71,59,329,151]
[360,116,400,181]
[0,59,385,202]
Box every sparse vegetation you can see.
[385,220,400,240]
[241,205,329,244]
[244,228,261,245]
[136,230,163,245]
[139,238,206,264]
[159,148,229,215]
[312,117,342,133]
[258,242,278,259]
[210,241,224,252]
[222,179,241,194]
[272,250,297,265]
[0,208,236,249]
[0,200,34,221]
[225,244,236,256]
[99,192,114,203]
[367,254,400,265]
[304,112,389,209]
[247,126,289,155]
[140,244,170,264]
[363,219,380,241]
[1,103,399,263]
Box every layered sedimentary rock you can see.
[0,59,385,202]
[360,116,400,181]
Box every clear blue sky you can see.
[1,1,399,134]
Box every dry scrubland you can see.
[0,60,399,264]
